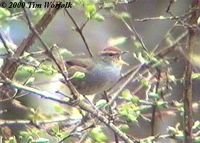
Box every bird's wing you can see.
[65,58,94,76]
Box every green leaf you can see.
[35,63,57,75]
[140,78,150,89]
[96,99,108,109]
[194,136,200,143]
[131,95,140,105]
[108,36,127,46]
[54,104,66,114]
[156,101,168,109]
[134,41,143,49]
[121,89,132,101]
[167,126,177,135]
[193,121,200,130]
[119,104,140,123]
[85,4,96,19]
[32,9,45,17]
[5,137,17,143]
[74,0,89,6]
[134,52,148,65]
[119,124,129,133]
[15,66,35,81]
[90,127,108,143]
[59,48,73,59]
[114,11,131,20]
[94,13,105,22]
[119,12,131,19]
[72,71,85,80]
[148,92,160,99]
[103,2,115,9]
[32,138,49,143]
[192,73,200,80]
[0,8,11,20]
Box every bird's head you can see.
[99,46,128,67]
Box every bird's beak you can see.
[121,51,129,55]
[118,56,129,66]
[119,51,129,66]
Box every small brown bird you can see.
[65,46,128,95]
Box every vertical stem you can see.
[183,31,193,143]
[183,1,199,142]
[151,104,156,136]
[103,91,119,143]
[151,69,161,136]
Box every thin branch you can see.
[166,1,200,31]
[64,8,93,57]
[121,18,148,52]
[183,29,193,143]
[156,30,188,57]
[103,91,119,143]
[1,1,60,80]
[134,9,195,22]
[151,69,161,136]
[79,102,139,143]
[21,4,80,100]
[108,65,142,106]
[0,33,13,55]
[0,117,70,126]
[0,71,138,143]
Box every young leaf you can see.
[0,8,10,20]
[96,99,108,109]
[121,89,132,101]
[108,36,127,46]
[94,13,105,22]
[72,71,85,80]
[90,127,108,143]
[32,138,49,143]
[85,4,96,19]
[59,48,73,59]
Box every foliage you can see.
[0,0,199,143]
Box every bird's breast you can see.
[72,63,121,95]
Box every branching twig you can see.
[64,8,93,57]
[1,2,60,79]
[21,3,80,100]
[0,117,70,126]
[120,18,148,52]
[0,33,13,55]
[0,71,138,143]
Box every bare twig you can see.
[120,18,148,52]
[1,3,60,79]
[151,69,161,136]
[80,6,102,30]
[0,33,13,55]
[64,8,93,57]
[108,64,142,106]
[21,4,80,100]
[0,117,70,126]
[0,70,138,143]
[103,91,119,143]
[166,1,200,31]
[183,30,193,143]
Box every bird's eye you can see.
[108,53,115,57]
[108,53,114,56]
